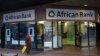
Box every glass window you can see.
[57,21,62,48]
[52,21,58,48]
[27,22,35,48]
[11,24,19,45]
[44,21,53,49]
[52,21,62,48]
[81,21,96,46]
[5,22,35,48]
[80,21,89,46]
[5,23,19,48]
[19,23,27,45]
[89,22,96,46]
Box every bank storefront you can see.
[2,10,39,49]
[43,8,96,49]
[1,6,97,50]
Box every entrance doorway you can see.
[36,21,44,49]
[41,21,96,50]
[62,21,75,46]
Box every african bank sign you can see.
[46,8,95,20]
[3,10,35,22]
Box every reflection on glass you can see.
[81,21,88,46]
[5,23,19,48]
[10,24,18,45]
[5,22,35,48]
[52,21,58,48]
[58,21,62,48]
[81,21,96,46]
[19,23,27,45]
[44,21,52,49]
[89,22,96,46]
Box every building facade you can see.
[0,5,99,50]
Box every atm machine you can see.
[5,28,11,45]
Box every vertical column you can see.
[79,21,81,46]
[88,21,90,47]
[18,23,20,47]
[75,22,77,46]
[1,24,5,48]
[34,21,37,48]
[75,21,81,47]
[96,22,99,46]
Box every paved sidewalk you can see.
[0,46,100,56]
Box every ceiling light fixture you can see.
[84,4,88,6]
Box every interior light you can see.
[65,22,68,26]
[58,21,61,24]
[38,21,45,24]
[89,22,95,27]
[84,4,88,6]
[84,22,88,26]
[11,23,16,24]
[28,22,35,24]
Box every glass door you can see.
[66,21,75,45]
[76,21,96,47]
[88,22,96,46]
[62,21,75,46]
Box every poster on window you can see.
[44,21,52,48]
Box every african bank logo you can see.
[48,10,55,17]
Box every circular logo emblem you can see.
[48,10,55,17]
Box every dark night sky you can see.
[0,0,62,12]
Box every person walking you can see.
[25,32,31,54]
